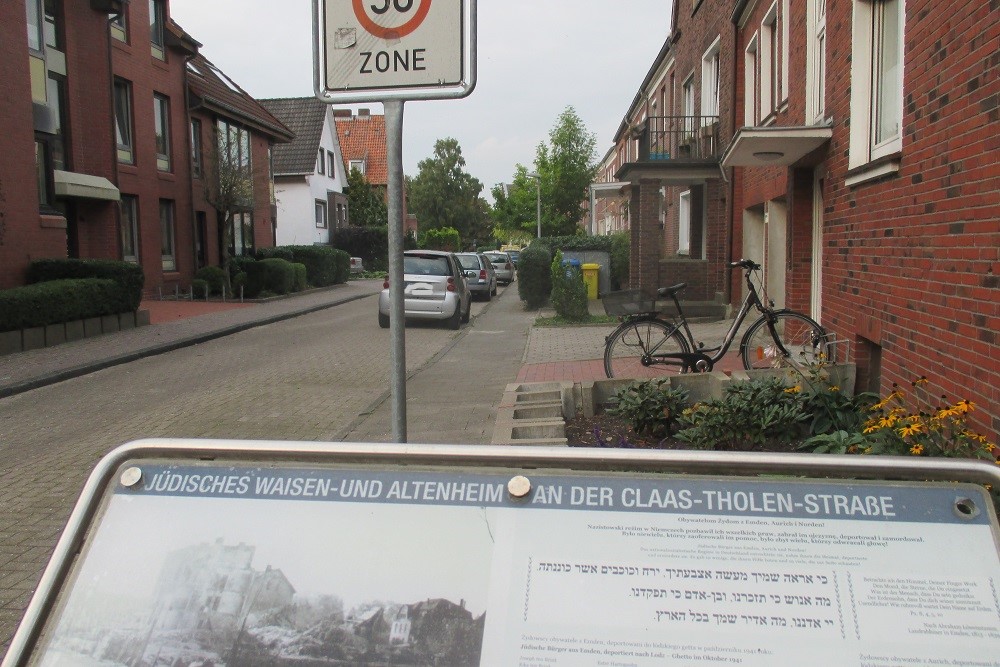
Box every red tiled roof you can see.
[334,113,387,185]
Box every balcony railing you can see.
[636,116,720,161]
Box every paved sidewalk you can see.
[0,280,383,399]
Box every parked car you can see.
[350,257,364,274]
[378,250,471,330]
[455,252,498,301]
[501,245,522,266]
[483,251,516,285]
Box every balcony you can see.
[616,115,723,186]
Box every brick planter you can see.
[0,310,150,357]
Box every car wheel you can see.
[378,312,389,328]
[449,303,462,329]
[461,298,471,323]
[491,282,497,296]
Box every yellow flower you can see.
[828,386,840,392]
[913,376,929,386]
[900,423,924,438]
[937,406,960,419]
[784,385,801,394]
[909,444,924,456]
[956,400,975,414]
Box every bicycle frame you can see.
[616,262,778,373]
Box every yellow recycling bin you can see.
[581,263,600,299]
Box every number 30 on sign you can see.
[316,0,476,102]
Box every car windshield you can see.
[456,255,481,270]
[403,256,451,276]
[486,254,505,263]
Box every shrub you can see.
[245,258,296,297]
[420,227,461,251]
[191,279,210,300]
[229,256,256,280]
[291,262,308,292]
[27,258,144,310]
[675,377,809,451]
[534,233,630,290]
[607,379,690,437]
[232,271,247,295]
[516,244,552,309]
[255,246,294,262]
[194,266,227,295]
[549,250,589,321]
[0,278,127,331]
[283,245,350,286]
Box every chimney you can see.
[333,109,352,118]
[357,108,370,118]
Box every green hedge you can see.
[194,266,227,295]
[550,250,589,321]
[245,258,296,297]
[257,246,350,286]
[292,262,307,292]
[329,227,417,273]
[0,278,128,332]
[516,244,552,309]
[27,258,144,310]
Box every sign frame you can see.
[6,439,1000,666]
[313,0,477,103]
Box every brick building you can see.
[0,0,291,294]
[597,0,999,439]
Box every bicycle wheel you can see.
[604,319,691,378]
[740,311,834,370]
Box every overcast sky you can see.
[169,1,672,198]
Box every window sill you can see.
[845,152,902,188]
[40,213,67,229]
[156,170,176,182]
[111,39,131,54]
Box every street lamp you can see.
[527,172,541,238]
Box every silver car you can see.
[378,250,471,329]
[455,252,498,301]
[483,251,515,285]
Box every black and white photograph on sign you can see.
[35,495,491,666]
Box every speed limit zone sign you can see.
[315,0,476,102]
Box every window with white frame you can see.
[349,159,365,176]
[849,0,904,170]
[148,0,164,59]
[681,75,695,143]
[678,191,691,255]
[153,93,170,171]
[744,34,759,126]
[701,38,721,123]
[760,3,780,119]
[315,200,328,228]
[327,151,335,178]
[806,0,827,123]
[159,199,175,271]
[317,149,325,175]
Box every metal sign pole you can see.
[385,100,406,443]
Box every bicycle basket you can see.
[601,290,657,316]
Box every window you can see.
[317,149,325,175]
[43,0,61,50]
[806,0,827,122]
[744,34,759,126]
[113,79,134,164]
[701,38,721,122]
[159,199,175,271]
[110,8,127,42]
[349,159,365,176]
[681,75,696,143]
[153,94,170,171]
[149,0,164,59]
[120,195,139,263]
[46,73,68,170]
[191,119,202,177]
[849,0,904,171]
[217,119,253,205]
[35,140,52,208]
[760,3,780,118]
[230,211,254,256]
[327,151,336,178]
[315,200,328,228]
[678,191,691,255]
[25,0,43,51]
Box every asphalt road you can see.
[0,286,517,656]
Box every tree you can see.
[346,167,388,227]
[203,121,256,288]
[491,106,598,238]
[408,138,490,249]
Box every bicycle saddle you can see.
[658,283,687,297]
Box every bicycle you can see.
[603,259,834,377]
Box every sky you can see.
[168,0,672,198]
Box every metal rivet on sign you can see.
[507,475,531,499]
[953,496,980,520]
[120,467,143,488]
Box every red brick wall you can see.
[819,0,1000,440]
[111,0,194,293]
[0,0,69,288]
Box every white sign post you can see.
[313,0,476,442]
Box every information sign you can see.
[7,441,1000,667]
[315,0,475,102]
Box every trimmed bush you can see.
[420,227,461,251]
[0,278,127,332]
[282,245,350,286]
[516,244,552,309]
[27,258,144,310]
[232,272,247,295]
[255,247,294,262]
[245,258,296,297]
[228,255,256,280]
[535,233,630,291]
[194,266,227,295]
[330,227,417,273]
[549,250,589,321]
[191,279,210,300]
[292,262,308,292]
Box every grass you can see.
[534,313,619,327]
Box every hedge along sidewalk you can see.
[0,280,382,399]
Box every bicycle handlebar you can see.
[728,259,761,271]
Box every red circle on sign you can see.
[352,0,432,40]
